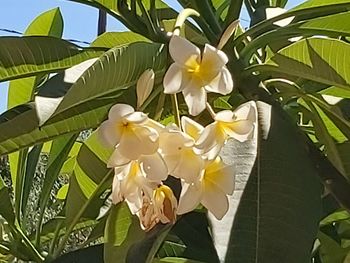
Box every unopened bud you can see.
[153,185,177,224]
[136,69,155,109]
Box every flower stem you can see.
[171,94,181,128]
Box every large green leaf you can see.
[36,134,78,241]
[221,102,322,262]
[104,204,145,263]
[45,42,166,124]
[257,38,350,89]
[298,12,350,35]
[0,177,15,225]
[0,100,114,156]
[91,31,150,48]
[7,7,65,231]
[291,0,350,11]
[0,36,104,82]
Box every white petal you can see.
[125,111,148,124]
[145,118,165,133]
[118,126,159,160]
[163,63,183,94]
[182,85,207,116]
[139,153,168,181]
[169,35,201,66]
[172,148,203,183]
[200,143,223,161]
[202,182,229,220]
[108,103,134,120]
[181,116,203,141]
[177,181,202,215]
[205,67,233,95]
[114,163,131,180]
[112,176,122,204]
[137,69,154,108]
[125,191,143,214]
[233,101,257,121]
[159,129,194,157]
[215,110,235,122]
[223,120,255,142]
[107,148,131,168]
[98,121,122,147]
[195,122,224,153]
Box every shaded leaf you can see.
[221,102,322,263]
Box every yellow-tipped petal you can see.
[181,116,203,141]
[204,158,235,195]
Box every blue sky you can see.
[0,0,303,114]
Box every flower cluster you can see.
[98,35,257,231]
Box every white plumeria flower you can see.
[159,124,204,183]
[163,35,233,116]
[112,161,158,214]
[136,69,155,109]
[195,101,257,160]
[177,157,235,220]
[99,104,160,160]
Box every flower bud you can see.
[136,69,155,109]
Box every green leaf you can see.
[56,184,69,200]
[24,7,63,38]
[91,31,150,48]
[173,212,219,263]
[104,203,145,263]
[320,210,350,226]
[0,36,104,82]
[65,142,112,226]
[318,231,349,263]
[291,0,350,11]
[222,102,322,262]
[35,58,98,125]
[298,12,350,36]
[37,134,78,235]
[260,38,350,89]
[0,100,114,155]
[153,258,206,263]
[45,42,166,124]
[0,177,15,225]
[105,203,134,247]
